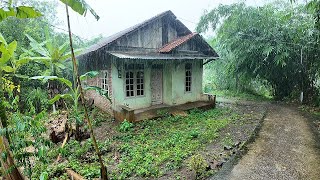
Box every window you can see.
[185,63,192,92]
[99,71,109,95]
[125,64,144,97]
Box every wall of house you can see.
[171,60,203,105]
[115,19,164,49]
[168,22,178,42]
[111,62,152,111]
[86,59,204,113]
[163,63,173,105]
[113,17,182,50]
[85,66,113,113]
[110,60,203,111]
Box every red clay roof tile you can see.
[159,32,198,53]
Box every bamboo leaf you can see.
[58,42,69,55]
[14,74,29,79]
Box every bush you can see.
[21,87,48,114]
[188,154,208,179]
[119,120,134,132]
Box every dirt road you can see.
[212,104,320,180]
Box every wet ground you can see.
[212,103,320,180]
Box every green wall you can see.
[111,62,152,111]
[111,60,203,111]
[171,60,203,105]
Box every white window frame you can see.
[98,70,109,96]
[185,63,192,92]
[125,64,145,97]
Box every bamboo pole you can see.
[65,5,108,180]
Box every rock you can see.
[217,161,224,168]
[209,159,225,169]
[224,145,233,151]
[234,141,241,148]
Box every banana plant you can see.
[0,32,29,132]
[24,32,83,112]
[24,31,83,76]
[59,0,100,20]
[0,1,42,22]
[0,32,25,180]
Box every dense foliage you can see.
[198,2,320,102]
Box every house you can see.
[78,10,219,122]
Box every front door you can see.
[151,65,163,105]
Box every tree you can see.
[25,32,82,112]
[197,3,320,101]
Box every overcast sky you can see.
[56,0,270,40]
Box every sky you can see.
[56,0,269,40]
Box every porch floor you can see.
[134,101,215,121]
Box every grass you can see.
[210,89,272,101]
[113,108,232,178]
[34,107,237,179]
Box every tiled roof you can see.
[158,33,198,53]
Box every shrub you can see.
[119,120,134,132]
[189,129,200,139]
[21,87,49,114]
[188,154,208,179]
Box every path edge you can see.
[209,103,268,180]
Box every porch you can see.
[114,94,216,122]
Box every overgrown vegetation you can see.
[199,1,320,104]
[30,107,234,179]
[1,0,320,179]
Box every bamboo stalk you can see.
[65,5,108,180]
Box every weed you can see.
[222,133,234,147]
[188,154,208,179]
[119,120,134,132]
[157,109,169,117]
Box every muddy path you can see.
[212,103,320,180]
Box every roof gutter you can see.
[203,57,220,65]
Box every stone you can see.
[224,145,233,151]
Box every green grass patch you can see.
[111,108,233,178]
[33,107,235,179]
[211,89,272,101]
